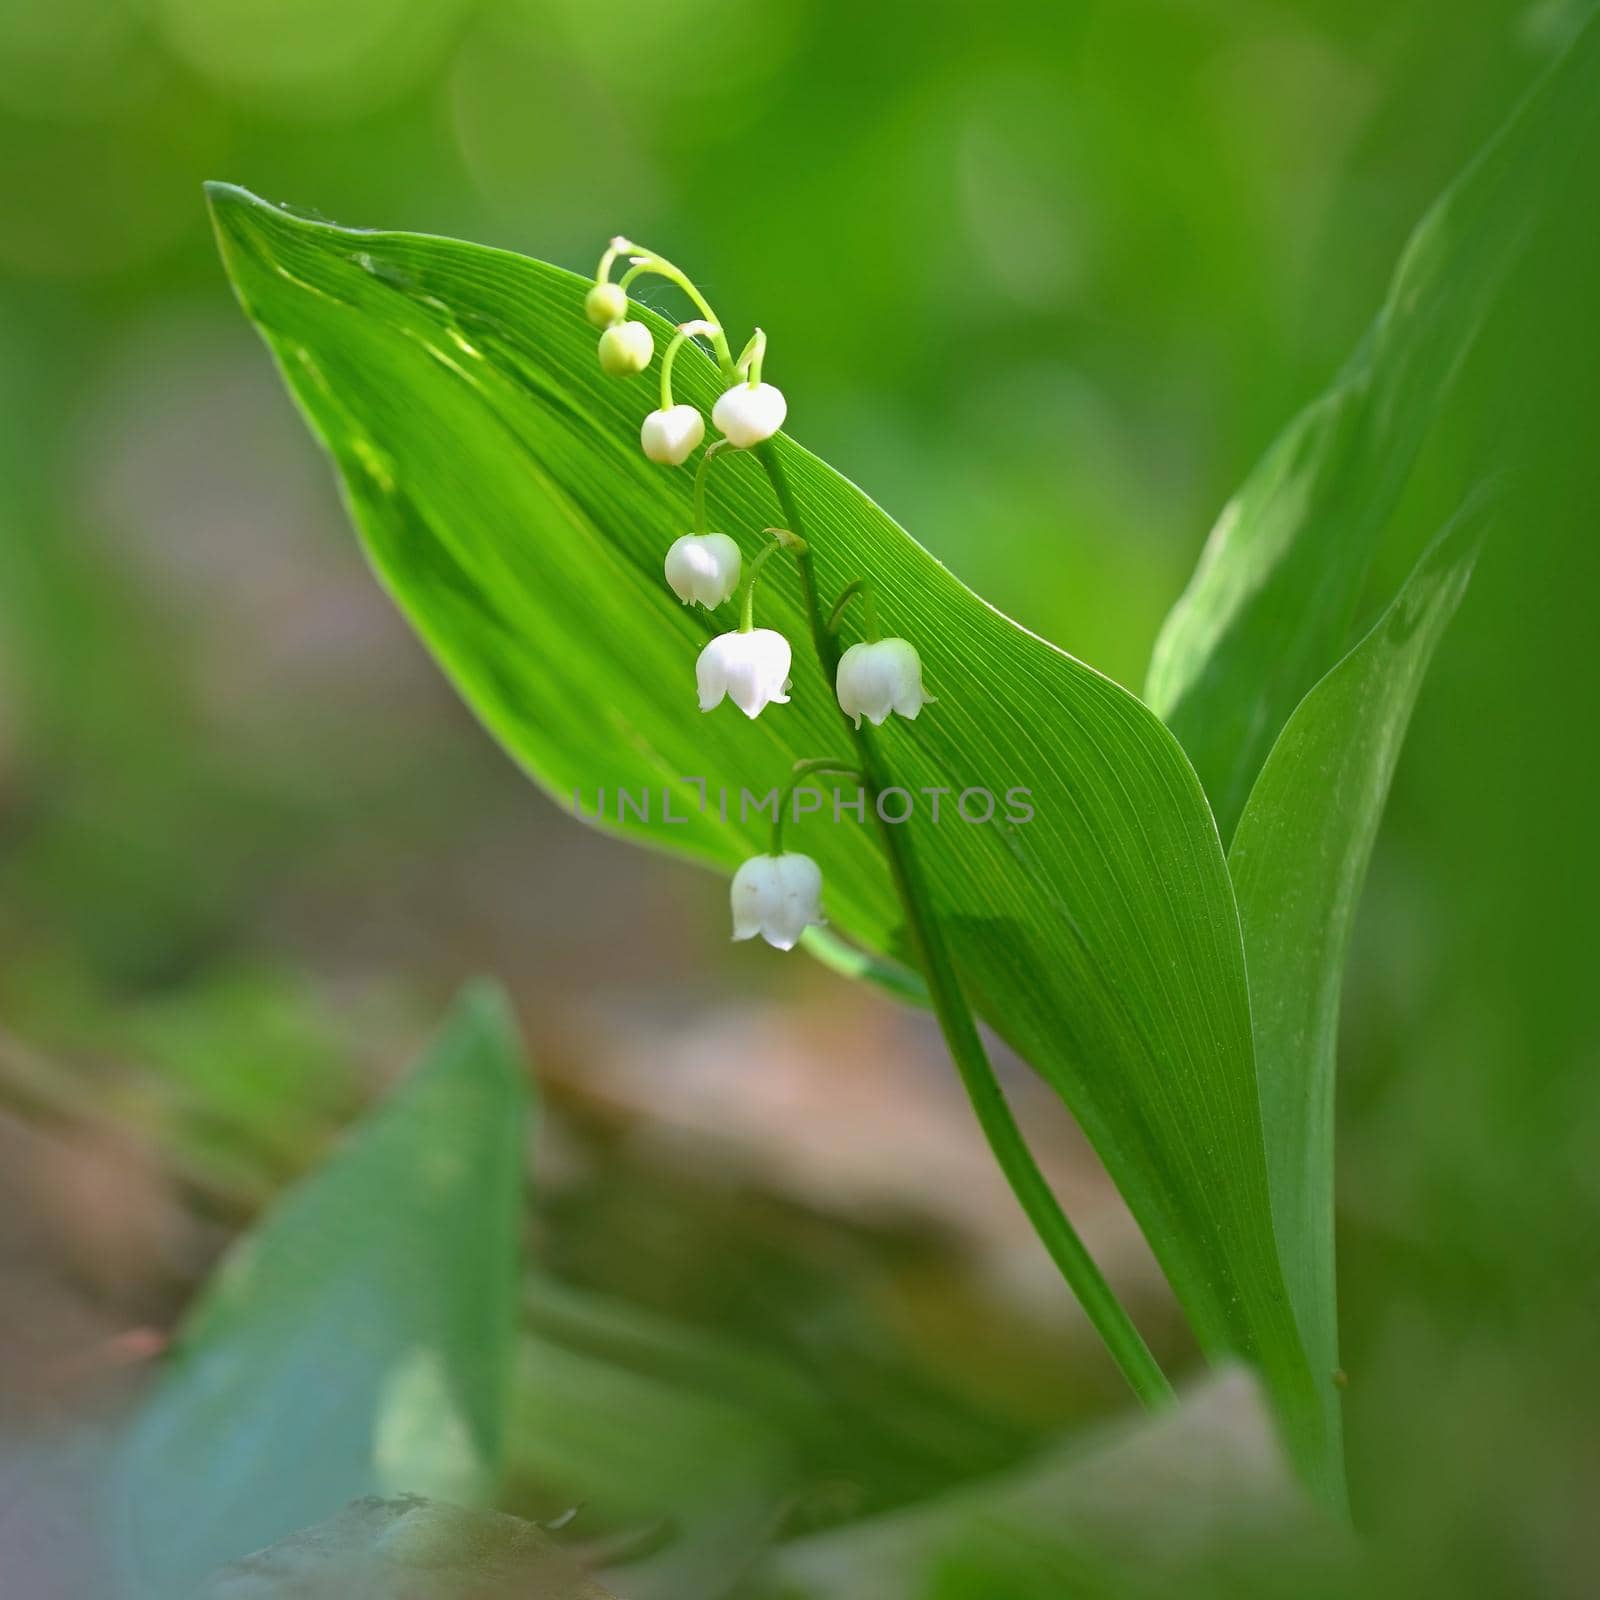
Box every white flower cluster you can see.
[586,239,937,949]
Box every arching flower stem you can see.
[595,236,629,285]
[616,246,737,378]
[660,320,720,413]
[753,439,1174,1413]
[826,577,881,641]
[738,536,786,633]
[735,327,767,387]
[770,758,865,855]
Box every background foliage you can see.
[1,1,1598,1594]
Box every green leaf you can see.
[510,1284,796,1600]
[1229,495,1488,1408]
[114,983,529,1595]
[205,188,1331,1493]
[1145,15,1600,840]
[767,1368,1353,1600]
[197,1494,618,1600]
[511,1277,798,1520]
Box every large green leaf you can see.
[1145,15,1600,840]
[113,983,529,1594]
[1229,497,1488,1404]
[206,187,1331,1492]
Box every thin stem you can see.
[660,319,720,413]
[771,758,865,854]
[738,538,784,632]
[790,755,866,783]
[617,249,736,378]
[754,441,1174,1411]
[595,235,628,285]
[692,439,732,534]
[827,577,881,641]
[735,327,767,386]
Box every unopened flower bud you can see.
[835,638,935,728]
[712,382,787,448]
[584,281,627,328]
[597,320,653,376]
[731,852,824,950]
[664,533,741,608]
[640,404,705,466]
[697,628,792,718]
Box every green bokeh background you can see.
[1,0,1596,1592]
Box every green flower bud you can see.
[584,281,627,328]
[597,320,654,377]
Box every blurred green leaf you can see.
[1145,14,1600,840]
[766,1368,1353,1600]
[205,186,1331,1495]
[113,983,529,1594]
[509,1294,791,1600]
[197,1493,616,1599]
[1229,495,1488,1413]
[511,1276,801,1520]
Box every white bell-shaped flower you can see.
[640,404,705,465]
[597,321,653,376]
[731,852,825,950]
[697,628,792,718]
[712,381,787,448]
[835,638,935,728]
[664,533,741,608]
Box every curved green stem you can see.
[735,327,767,386]
[595,236,628,285]
[827,577,881,641]
[660,320,720,412]
[617,247,736,378]
[738,537,785,632]
[772,758,865,854]
[754,441,1174,1411]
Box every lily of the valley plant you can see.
[581,236,1170,1414]
[586,236,936,921]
